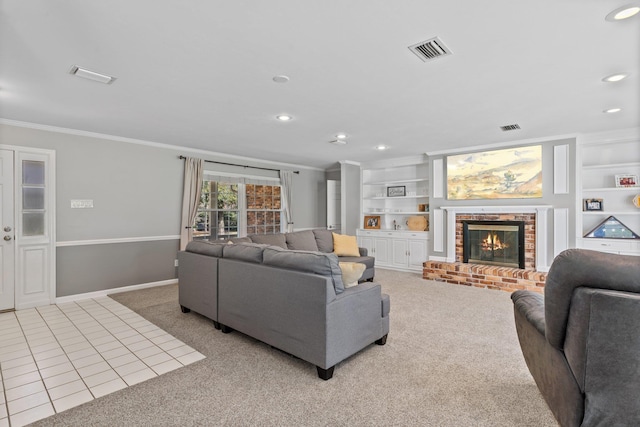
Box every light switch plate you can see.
[71,199,94,209]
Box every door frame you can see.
[0,144,56,310]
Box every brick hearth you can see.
[423,261,546,293]
[424,211,547,293]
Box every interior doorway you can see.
[0,149,15,311]
[0,145,56,310]
[327,179,341,231]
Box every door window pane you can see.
[23,212,45,236]
[23,161,45,185]
[23,187,45,210]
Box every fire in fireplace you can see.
[463,221,525,269]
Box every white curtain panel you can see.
[280,170,294,233]
[180,157,204,250]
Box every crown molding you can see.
[0,118,325,172]
[426,133,578,157]
[578,127,640,145]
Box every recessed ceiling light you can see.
[329,139,347,145]
[603,108,622,113]
[273,75,290,83]
[602,73,629,82]
[375,145,389,151]
[605,5,640,21]
[276,114,292,121]
[336,133,348,139]
[69,65,116,84]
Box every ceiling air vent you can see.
[408,37,452,62]
[500,124,521,131]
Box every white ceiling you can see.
[1,1,638,169]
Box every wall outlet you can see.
[174,259,179,267]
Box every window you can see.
[246,184,281,235]
[193,174,282,241]
[194,181,239,241]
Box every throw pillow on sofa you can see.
[332,233,360,257]
[285,230,319,251]
[339,262,366,288]
[263,246,345,294]
[247,233,287,249]
[223,242,270,263]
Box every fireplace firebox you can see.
[463,221,525,269]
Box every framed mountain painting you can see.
[447,145,542,200]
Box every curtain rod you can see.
[179,156,299,174]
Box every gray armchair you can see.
[511,249,640,427]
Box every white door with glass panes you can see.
[0,146,56,310]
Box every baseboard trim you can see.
[56,279,178,304]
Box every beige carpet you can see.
[31,269,557,426]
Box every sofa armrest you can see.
[359,247,368,256]
[511,290,545,336]
[325,282,386,367]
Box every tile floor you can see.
[0,297,205,427]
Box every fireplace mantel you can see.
[440,205,552,272]
[440,205,552,213]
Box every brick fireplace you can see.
[424,206,550,293]
[457,213,534,269]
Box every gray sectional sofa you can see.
[177,231,389,380]
[230,229,375,282]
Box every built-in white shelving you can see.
[361,161,429,229]
[578,133,640,256]
[358,157,430,272]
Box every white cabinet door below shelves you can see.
[391,239,408,268]
[359,236,374,257]
[408,239,428,270]
[374,237,391,265]
[357,229,429,271]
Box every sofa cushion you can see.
[248,233,287,249]
[262,246,345,294]
[312,229,335,253]
[339,262,366,288]
[185,240,226,257]
[223,242,269,263]
[285,230,319,251]
[332,233,361,257]
[228,236,252,244]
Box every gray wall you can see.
[428,138,577,268]
[0,123,326,296]
[340,162,361,235]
